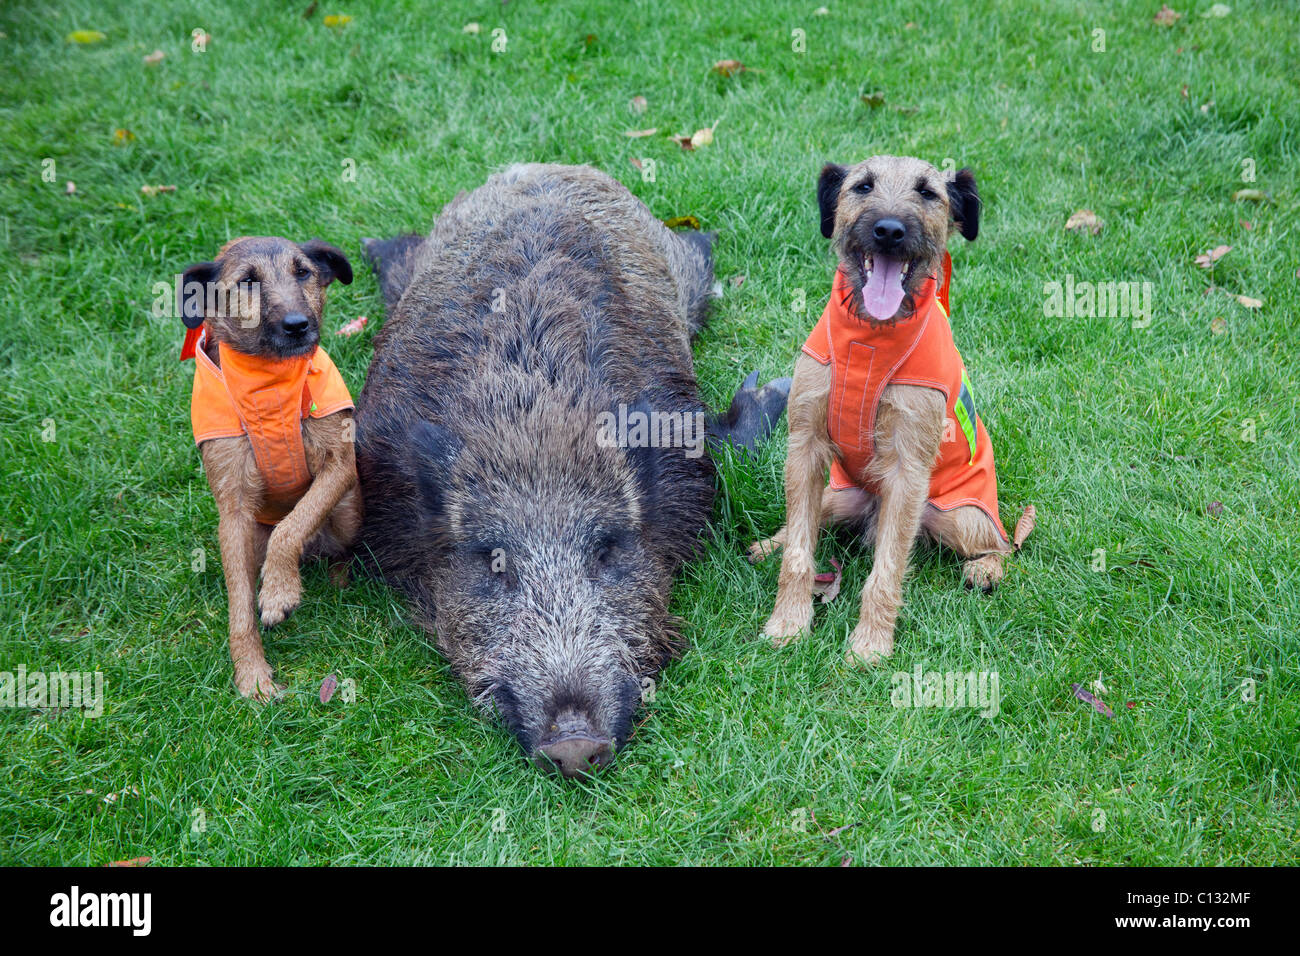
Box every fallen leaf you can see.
[811,557,842,604]
[1234,294,1262,309]
[1013,504,1036,550]
[628,157,643,170]
[1064,209,1102,235]
[463,22,480,34]
[1202,3,1230,17]
[1153,5,1182,26]
[336,315,368,336]
[827,822,857,837]
[729,274,745,288]
[143,49,165,66]
[323,14,352,28]
[662,215,702,230]
[1126,702,1136,709]
[1194,245,1230,268]
[67,30,107,44]
[1206,501,1223,517]
[1179,84,1189,99]
[1210,316,1227,334]
[1200,99,1214,113]
[107,857,151,867]
[1239,220,1253,230]
[712,59,746,77]
[690,125,715,148]
[319,673,339,704]
[1070,683,1115,718]
[860,91,886,108]
[1232,188,1272,203]
[140,184,176,196]
[623,127,658,138]
[65,181,76,195]
[814,7,830,17]
[629,95,647,114]
[112,128,135,145]
[670,134,694,150]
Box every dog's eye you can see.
[918,186,939,200]
[241,269,257,285]
[294,265,312,281]
[854,181,873,195]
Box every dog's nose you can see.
[872,218,906,246]
[282,313,310,335]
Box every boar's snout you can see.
[534,709,614,778]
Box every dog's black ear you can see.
[817,163,847,239]
[947,168,980,241]
[179,261,219,330]
[300,239,353,286]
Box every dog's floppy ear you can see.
[947,168,980,241]
[179,261,219,330]
[299,239,353,286]
[817,163,847,239]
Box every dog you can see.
[178,236,362,700]
[752,156,1032,666]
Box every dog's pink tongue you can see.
[863,255,906,320]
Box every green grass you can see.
[1,0,1297,866]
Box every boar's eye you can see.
[591,534,623,577]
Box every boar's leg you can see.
[707,369,793,454]
[361,233,425,311]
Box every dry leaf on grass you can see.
[1234,294,1262,309]
[1210,316,1227,334]
[1232,188,1272,203]
[106,857,151,867]
[811,557,842,604]
[712,59,747,77]
[629,95,647,114]
[623,127,658,138]
[1153,5,1182,26]
[1206,501,1224,517]
[690,125,714,148]
[628,157,644,171]
[336,315,368,336]
[860,91,886,108]
[1070,683,1115,718]
[1012,505,1036,550]
[1202,3,1231,17]
[143,49,165,66]
[1064,209,1102,235]
[64,181,76,195]
[319,673,339,704]
[729,274,745,288]
[1194,245,1231,268]
[463,22,480,35]
[140,184,176,196]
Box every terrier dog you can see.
[752,156,1032,665]
[179,237,361,700]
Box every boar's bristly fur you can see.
[355,164,719,776]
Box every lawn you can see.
[0,0,1296,866]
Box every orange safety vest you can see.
[185,328,354,525]
[801,252,1007,541]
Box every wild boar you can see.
[354,164,787,776]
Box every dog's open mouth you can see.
[861,253,912,321]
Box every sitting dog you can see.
[753,156,1031,665]
[179,237,361,700]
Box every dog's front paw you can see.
[962,554,1004,594]
[845,622,894,668]
[747,536,783,564]
[234,660,285,703]
[763,602,813,647]
[258,570,302,627]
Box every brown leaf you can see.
[64,181,76,195]
[143,49,165,66]
[690,125,714,148]
[1210,316,1227,334]
[336,315,368,336]
[1206,501,1224,517]
[1194,245,1231,268]
[712,59,746,77]
[859,91,886,108]
[1179,84,1189,99]
[1064,209,1102,235]
[1071,683,1115,718]
[810,557,842,604]
[1232,188,1272,203]
[106,857,151,867]
[140,184,176,196]
[623,127,658,138]
[628,157,643,170]
[1153,5,1182,26]
[319,673,339,704]
[729,274,745,288]
[629,95,647,114]
[661,215,701,230]
[1239,220,1253,230]
[1234,294,1262,309]
[1012,504,1036,551]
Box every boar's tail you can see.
[707,370,792,454]
[361,233,426,311]
[674,228,716,338]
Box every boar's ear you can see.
[299,239,354,286]
[410,420,462,515]
[947,168,980,241]
[179,261,219,329]
[817,163,847,239]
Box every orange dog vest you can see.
[802,252,1007,541]
[185,328,354,525]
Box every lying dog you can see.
[179,237,361,700]
[753,155,1032,665]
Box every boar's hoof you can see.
[535,712,615,778]
[708,370,793,454]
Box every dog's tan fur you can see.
[183,237,360,700]
[754,156,1012,666]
